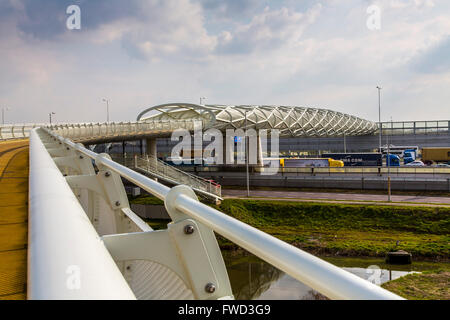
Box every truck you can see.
[403,149,416,165]
[321,153,382,167]
[421,147,450,165]
[386,154,400,167]
[280,158,344,168]
[381,145,419,158]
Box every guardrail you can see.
[1,120,200,142]
[36,127,403,300]
[0,123,46,140]
[28,129,136,299]
[255,166,450,175]
[47,120,199,141]
[112,154,222,201]
[109,154,221,201]
[137,155,221,199]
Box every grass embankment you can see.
[130,195,450,260]
[222,185,450,198]
[130,195,450,299]
[213,199,450,260]
[381,271,450,300]
[129,195,164,205]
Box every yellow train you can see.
[279,158,344,168]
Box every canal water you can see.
[222,251,433,300]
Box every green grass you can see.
[144,218,170,230]
[381,271,450,300]
[212,199,450,259]
[128,194,164,206]
[240,196,450,206]
[222,185,450,198]
[129,194,450,259]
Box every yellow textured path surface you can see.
[0,139,29,300]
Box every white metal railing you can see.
[46,120,198,141]
[0,123,47,140]
[112,154,221,201]
[28,129,136,299]
[0,120,199,142]
[37,127,403,300]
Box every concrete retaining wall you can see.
[200,173,450,192]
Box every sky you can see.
[0,0,449,124]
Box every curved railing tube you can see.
[42,127,403,300]
[28,129,136,299]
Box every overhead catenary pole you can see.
[343,132,347,153]
[245,110,250,197]
[49,112,55,124]
[103,98,110,122]
[376,86,382,153]
[2,107,10,125]
[387,117,392,202]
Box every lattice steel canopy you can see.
[137,103,377,137]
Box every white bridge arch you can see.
[138,103,378,137]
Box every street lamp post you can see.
[376,86,382,153]
[387,117,393,202]
[386,132,391,202]
[103,98,110,122]
[49,112,55,124]
[2,107,10,125]
[245,110,250,197]
[343,132,347,153]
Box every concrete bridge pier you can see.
[221,133,264,166]
[145,137,158,169]
[146,138,157,158]
[257,134,263,166]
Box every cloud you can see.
[6,0,144,40]
[216,4,322,54]
[1,0,450,124]
[413,35,450,73]
[200,0,262,20]
[116,0,217,61]
[389,0,435,9]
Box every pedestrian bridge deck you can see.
[0,139,29,300]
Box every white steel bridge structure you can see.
[1,104,403,299]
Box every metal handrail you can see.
[134,155,222,199]
[42,127,402,300]
[29,129,136,299]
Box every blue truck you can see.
[402,149,416,165]
[386,154,400,166]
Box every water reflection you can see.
[224,254,284,300]
[223,252,417,300]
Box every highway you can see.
[222,189,450,206]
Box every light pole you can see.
[343,131,347,153]
[49,112,55,124]
[245,110,250,197]
[386,118,392,202]
[103,98,110,122]
[2,107,10,125]
[376,86,382,153]
[200,97,206,105]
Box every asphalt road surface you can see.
[222,189,450,206]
